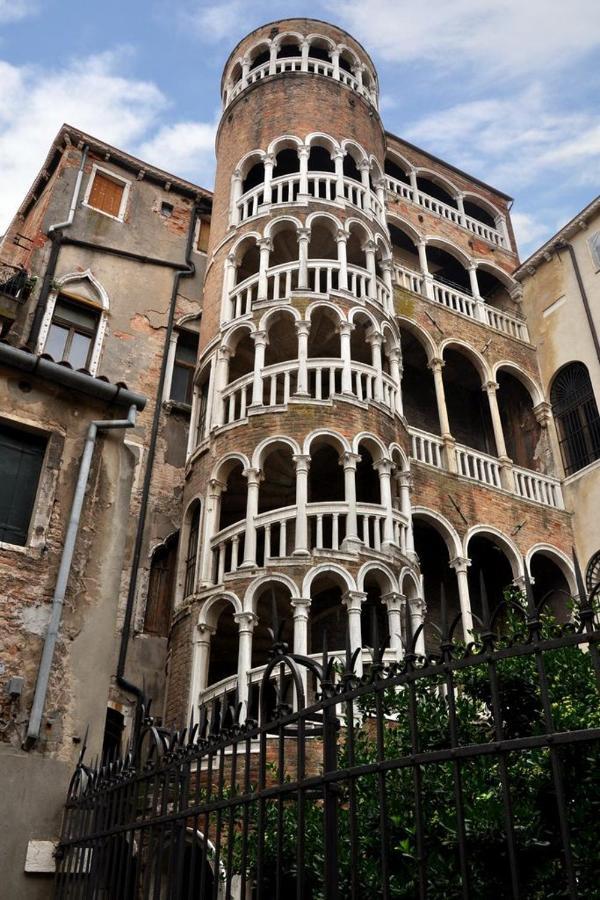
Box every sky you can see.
[0,0,599,257]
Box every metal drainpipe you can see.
[27,144,89,349]
[116,204,198,726]
[555,239,600,367]
[24,404,138,749]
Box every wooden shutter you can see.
[144,537,178,636]
[88,172,125,217]
[196,217,211,253]
[0,423,46,545]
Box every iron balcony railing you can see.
[0,261,32,302]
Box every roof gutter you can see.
[0,342,146,410]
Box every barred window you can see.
[550,362,600,475]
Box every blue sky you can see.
[0,0,599,256]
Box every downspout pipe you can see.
[116,204,198,721]
[555,239,600,367]
[27,144,89,349]
[25,404,139,749]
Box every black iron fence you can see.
[55,569,600,899]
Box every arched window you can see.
[44,295,101,369]
[184,503,201,597]
[144,534,178,635]
[550,362,600,475]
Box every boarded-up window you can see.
[196,217,210,253]
[144,534,178,636]
[88,171,126,218]
[170,330,199,405]
[0,423,46,545]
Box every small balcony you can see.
[0,261,32,303]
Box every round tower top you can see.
[221,18,379,111]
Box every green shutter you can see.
[0,424,46,545]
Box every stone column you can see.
[417,240,434,299]
[234,611,257,716]
[342,590,367,676]
[221,252,238,322]
[364,239,378,299]
[374,177,386,213]
[291,598,311,656]
[367,330,384,401]
[408,596,427,656]
[341,451,362,552]
[382,592,405,659]
[336,229,348,290]
[262,153,275,205]
[241,467,262,567]
[428,356,453,442]
[298,146,310,199]
[257,238,272,302]
[374,458,395,549]
[456,193,466,226]
[230,169,243,226]
[340,322,354,394]
[380,258,394,314]
[300,39,310,72]
[250,330,268,407]
[214,345,233,427]
[333,150,345,201]
[397,470,415,556]
[295,321,310,397]
[409,169,419,198]
[293,454,311,555]
[534,401,564,491]
[388,347,404,416]
[199,479,224,586]
[241,56,250,87]
[297,227,310,290]
[468,265,487,322]
[190,623,215,712]
[449,557,474,641]
[331,48,340,79]
[484,380,515,490]
[268,42,277,75]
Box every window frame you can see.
[183,503,201,598]
[193,216,211,255]
[166,327,199,408]
[44,294,101,370]
[83,164,131,222]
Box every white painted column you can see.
[293,454,311,555]
[300,39,310,72]
[389,347,404,416]
[199,479,224,585]
[353,64,364,88]
[484,380,515,491]
[364,239,378,299]
[367,330,384,401]
[342,590,367,676]
[336,229,348,290]
[241,56,250,87]
[374,458,395,549]
[250,330,268,406]
[331,48,340,79]
[341,451,362,552]
[292,598,311,655]
[468,264,487,322]
[449,557,474,642]
[235,611,257,716]
[230,169,243,226]
[268,42,277,75]
[298,146,310,199]
[262,153,274,205]
[213,345,233,427]
[456,193,466,226]
[409,597,427,656]
[358,160,371,213]
[204,354,217,437]
[190,624,215,713]
[340,322,353,394]
[382,592,405,659]
[221,253,238,322]
[397,470,415,556]
[375,178,386,214]
[333,150,345,201]
[257,238,272,302]
[295,321,310,397]
[380,258,394,314]
[429,357,457,474]
[241,467,262,567]
[418,240,434,299]
[297,227,310,290]
[409,169,419,200]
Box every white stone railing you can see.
[513,466,564,509]
[220,358,398,427]
[456,444,502,489]
[228,259,390,323]
[385,175,507,248]
[200,674,238,707]
[236,172,385,225]
[409,427,444,468]
[393,264,529,342]
[226,55,378,109]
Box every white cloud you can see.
[511,211,552,253]
[0,50,216,232]
[327,0,600,77]
[138,121,216,184]
[180,1,246,42]
[0,0,36,24]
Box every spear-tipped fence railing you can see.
[55,562,600,899]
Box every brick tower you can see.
[166,19,575,725]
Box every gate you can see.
[55,572,600,898]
